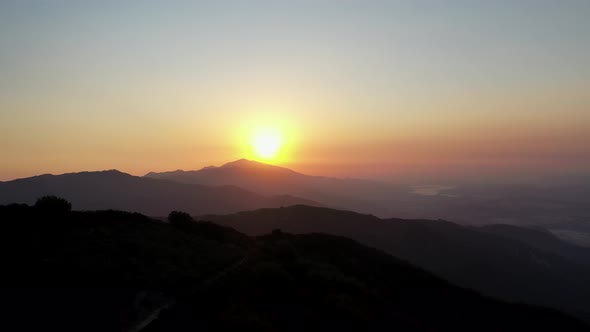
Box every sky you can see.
[1,0,589,182]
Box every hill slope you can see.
[480,224,590,265]
[0,170,319,216]
[0,204,586,331]
[205,205,590,321]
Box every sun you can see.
[251,127,283,160]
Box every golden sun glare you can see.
[251,127,283,160]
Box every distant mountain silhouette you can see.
[205,205,590,321]
[480,224,590,266]
[0,170,320,216]
[145,160,590,234]
[145,159,409,217]
[1,204,587,331]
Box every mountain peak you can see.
[79,169,131,177]
[45,169,131,178]
[102,169,127,175]
[143,159,305,184]
[217,159,301,176]
[220,159,272,169]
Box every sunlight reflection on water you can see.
[411,185,455,196]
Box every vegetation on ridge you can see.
[0,199,587,331]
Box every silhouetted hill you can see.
[145,159,408,216]
[205,205,590,321]
[145,159,304,182]
[0,170,320,216]
[480,224,590,265]
[145,161,590,233]
[0,203,586,331]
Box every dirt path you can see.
[128,301,173,332]
[130,251,253,332]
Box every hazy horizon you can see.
[2,1,589,182]
[2,157,589,187]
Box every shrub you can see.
[34,196,72,213]
[168,211,194,226]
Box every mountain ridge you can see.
[144,159,590,230]
[204,204,590,321]
[144,159,408,218]
[146,159,304,178]
[0,170,321,216]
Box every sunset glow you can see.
[0,1,589,182]
[251,127,283,161]
[252,128,283,160]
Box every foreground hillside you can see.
[1,202,586,331]
[205,205,590,321]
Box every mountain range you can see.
[5,159,589,232]
[0,169,319,216]
[2,160,590,321]
[205,205,590,321]
[146,159,590,241]
[146,159,409,217]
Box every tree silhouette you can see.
[168,211,194,228]
[34,196,72,213]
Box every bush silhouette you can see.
[34,196,72,213]
[168,211,194,227]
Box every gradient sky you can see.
[1,1,589,181]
